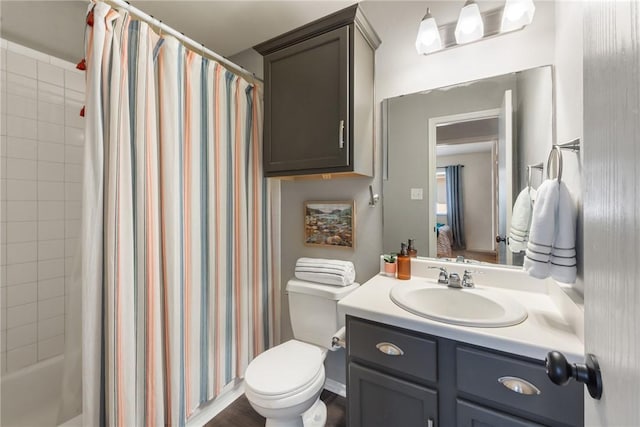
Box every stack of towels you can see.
[523,179,577,283]
[509,187,537,253]
[294,257,356,286]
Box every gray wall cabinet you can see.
[254,5,380,178]
[346,316,584,427]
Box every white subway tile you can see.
[7,94,37,120]
[38,334,64,361]
[38,239,64,261]
[38,142,65,164]
[7,42,48,63]
[7,201,37,221]
[50,56,76,72]
[64,182,81,201]
[64,257,74,276]
[64,88,84,103]
[38,181,64,201]
[0,156,5,178]
[7,158,36,180]
[7,137,37,160]
[7,282,37,307]
[0,197,6,219]
[0,179,6,202]
[6,302,36,328]
[6,262,37,285]
[37,62,64,87]
[7,241,36,264]
[38,220,65,241]
[37,100,64,124]
[0,329,5,352]
[0,286,6,308]
[38,315,64,340]
[37,122,65,144]
[38,90,64,106]
[7,116,37,140]
[6,72,37,99]
[1,112,6,136]
[1,354,5,373]
[1,135,7,156]
[64,105,84,129]
[64,164,82,183]
[6,221,37,244]
[6,322,36,350]
[65,220,80,239]
[65,69,85,92]
[38,295,64,320]
[38,201,64,221]
[38,277,64,301]
[0,46,6,70]
[65,146,83,165]
[65,201,81,220]
[0,244,6,266]
[6,179,37,201]
[6,343,36,372]
[38,161,64,182]
[64,126,84,147]
[6,51,37,79]
[38,258,64,280]
[65,238,78,257]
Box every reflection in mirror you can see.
[382,66,553,266]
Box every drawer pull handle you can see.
[498,376,541,395]
[427,418,434,427]
[338,120,345,149]
[376,342,404,356]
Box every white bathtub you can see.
[1,355,81,427]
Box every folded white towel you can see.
[509,187,537,253]
[295,257,356,286]
[523,180,559,279]
[550,182,577,283]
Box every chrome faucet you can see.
[429,266,449,285]
[462,270,476,288]
[448,273,462,288]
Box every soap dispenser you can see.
[408,239,417,258]
[397,243,411,280]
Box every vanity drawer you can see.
[456,346,583,426]
[347,317,437,384]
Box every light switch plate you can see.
[410,188,423,200]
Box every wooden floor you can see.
[205,390,346,427]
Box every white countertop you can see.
[338,260,585,363]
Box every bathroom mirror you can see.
[382,66,553,266]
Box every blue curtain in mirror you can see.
[445,165,465,249]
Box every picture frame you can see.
[304,201,355,249]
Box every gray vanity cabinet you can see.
[346,316,584,427]
[253,5,380,178]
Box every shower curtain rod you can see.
[98,0,263,84]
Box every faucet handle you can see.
[462,269,479,288]
[428,266,448,284]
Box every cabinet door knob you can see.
[338,120,345,149]
[498,376,541,395]
[376,342,404,356]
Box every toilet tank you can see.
[286,279,360,349]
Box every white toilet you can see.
[244,279,359,427]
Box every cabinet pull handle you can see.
[376,342,404,356]
[498,376,541,395]
[338,120,345,149]
[427,418,434,427]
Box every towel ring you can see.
[546,146,563,183]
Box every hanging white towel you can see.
[550,182,577,283]
[523,180,559,279]
[295,257,356,286]
[509,187,537,253]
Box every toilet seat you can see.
[245,340,326,409]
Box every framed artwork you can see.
[304,201,355,248]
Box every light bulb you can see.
[455,0,484,44]
[415,8,442,55]
[501,0,536,33]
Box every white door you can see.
[581,0,640,425]
[497,90,513,265]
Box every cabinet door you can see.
[349,363,438,427]
[457,400,543,427]
[264,26,349,175]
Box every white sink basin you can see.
[389,283,528,327]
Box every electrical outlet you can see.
[410,188,423,200]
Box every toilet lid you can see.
[245,340,324,397]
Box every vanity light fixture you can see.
[415,8,442,55]
[454,0,484,44]
[500,0,536,32]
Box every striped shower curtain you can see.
[82,4,275,426]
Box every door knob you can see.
[545,351,603,399]
[495,235,506,243]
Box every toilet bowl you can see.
[244,279,360,427]
[245,340,327,427]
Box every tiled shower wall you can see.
[0,39,85,373]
